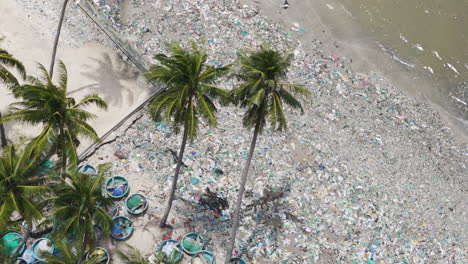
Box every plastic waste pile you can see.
[80,0,468,263]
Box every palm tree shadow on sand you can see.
[69,52,138,107]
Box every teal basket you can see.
[105,176,129,198]
[32,238,54,261]
[111,216,133,240]
[86,247,110,264]
[78,164,97,175]
[158,239,184,263]
[181,233,205,255]
[1,232,25,256]
[191,250,216,264]
[125,193,149,215]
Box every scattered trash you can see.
[199,188,229,216]
[114,150,128,159]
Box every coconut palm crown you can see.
[231,43,310,132]
[0,61,108,177]
[144,41,230,227]
[48,164,113,251]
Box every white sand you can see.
[0,0,150,150]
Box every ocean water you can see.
[337,0,468,132]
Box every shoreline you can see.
[253,0,468,143]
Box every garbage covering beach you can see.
[9,0,468,262]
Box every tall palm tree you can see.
[116,244,151,264]
[225,44,310,261]
[0,61,108,178]
[144,42,230,228]
[50,0,69,78]
[0,46,26,147]
[0,144,47,258]
[43,240,100,264]
[48,164,113,263]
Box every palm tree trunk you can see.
[49,0,69,78]
[11,220,32,258]
[225,118,261,262]
[0,111,7,147]
[60,124,67,178]
[159,120,189,228]
[77,232,87,264]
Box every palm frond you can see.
[56,60,68,91]
[278,88,304,113]
[36,63,53,86]
[0,49,26,81]
[197,95,217,127]
[116,244,150,264]
[73,94,108,110]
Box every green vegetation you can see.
[47,164,113,262]
[144,41,230,227]
[0,61,108,178]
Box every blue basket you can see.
[32,238,54,261]
[158,239,184,263]
[191,250,216,264]
[229,257,247,264]
[1,232,25,256]
[105,176,130,199]
[111,216,133,240]
[86,247,110,264]
[78,164,98,175]
[181,233,205,255]
[125,193,149,215]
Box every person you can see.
[283,0,289,9]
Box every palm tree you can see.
[43,240,100,264]
[0,144,47,258]
[50,0,69,78]
[144,42,230,227]
[48,164,113,263]
[116,244,151,264]
[0,61,108,178]
[225,44,310,261]
[0,46,26,147]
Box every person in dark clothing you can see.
[283,0,289,9]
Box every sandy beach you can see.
[1,0,467,263]
[0,0,151,150]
